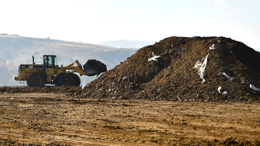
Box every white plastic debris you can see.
[218,86,223,94]
[217,40,221,43]
[219,72,235,81]
[193,54,209,83]
[218,86,228,96]
[148,54,161,62]
[249,84,260,91]
[174,50,180,55]
[122,76,129,80]
[222,91,228,96]
[229,51,236,59]
[209,44,216,50]
[82,82,87,89]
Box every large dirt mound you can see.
[84,36,260,102]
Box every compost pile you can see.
[84,36,260,102]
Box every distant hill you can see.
[100,40,154,48]
[0,34,138,86]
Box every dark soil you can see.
[83,36,260,102]
[0,86,83,96]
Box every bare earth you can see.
[0,93,259,145]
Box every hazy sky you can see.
[0,0,259,50]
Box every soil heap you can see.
[84,36,260,102]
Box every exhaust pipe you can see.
[32,55,35,65]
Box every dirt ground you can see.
[0,92,259,145]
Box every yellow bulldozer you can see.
[14,55,107,87]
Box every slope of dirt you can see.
[84,36,260,102]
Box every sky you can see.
[0,0,259,51]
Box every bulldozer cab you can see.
[43,55,57,68]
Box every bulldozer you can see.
[14,55,107,87]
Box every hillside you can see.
[84,36,260,102]
[100,40,155,48]
[0,34,137,86]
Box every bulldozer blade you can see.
[83,60,107,76]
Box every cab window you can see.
[44,56,56,68]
